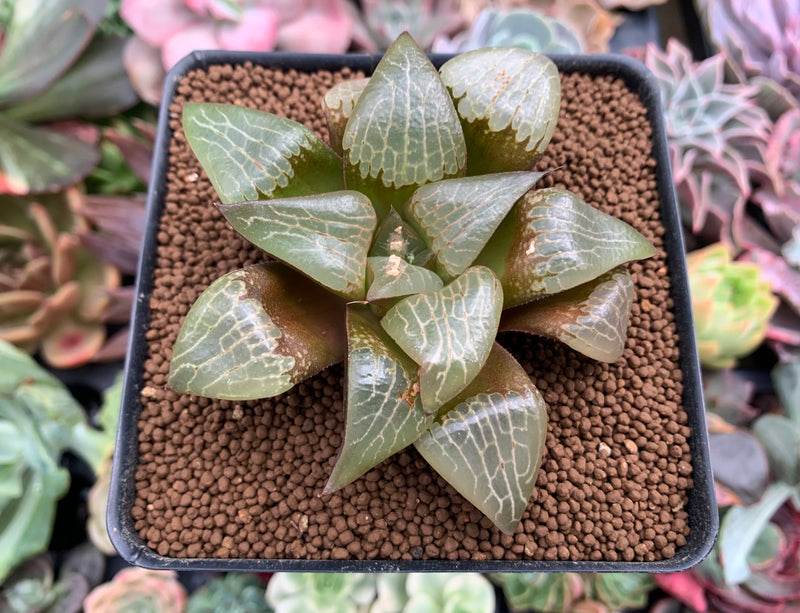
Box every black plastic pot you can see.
[108,50,717,572]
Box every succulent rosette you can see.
[84,568,188,613]
[168,34,655,532]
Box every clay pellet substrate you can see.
[134,63,693,562]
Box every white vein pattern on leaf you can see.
[367,258,443,300]
[562,270,633,353]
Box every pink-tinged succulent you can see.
[84,568,188,613]
[696,0,800,100]
[121,0,353,104]
[351,0,464,52]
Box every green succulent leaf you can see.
[404,171,545,279]
[381,266,502,414]
[322,77,369,156]
[478,187,656,307]
[168,263,346,400]
[415,343,547,534]
[369,207,432,266]
[218,191,376,301]
[182,102,344,204]
[751,414,800,486]
[366,256,443,301]
[343,32,466,219]
[500,267,635,363]
[439,47,561,175]
[0,114,99,194]
[324,304,433,494]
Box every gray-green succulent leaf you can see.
[322,77,369,156]
[168,263,347,400]
[366,256,443,301]
[369,207,433,266]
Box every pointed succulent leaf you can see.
[0,114,99,194]
[324,303,433,493]
[404,171,545,279]
[500,267,635,363]
[440,47,561,175]
[168,263,346,400]
[369,207,432,266]
[478,188,656,307]
[381,266,502,413]
[343,32,466,219]
[322,77,369,156]
[182,102,344,204]
[218,191,376,301]
[366,256,443,301]
[415,343,547,534]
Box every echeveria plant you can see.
[266,573,375,613]
[370,573,495,613]
[169,33,655,532]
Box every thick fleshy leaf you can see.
[381,266,502,413]
[369,207,432,266]
[366,256,443,301]
[343,32,466,219]
[168,263,346,400]
[182,102,344,204]
[218,191,376,301]
[324,303,433,493]
[322,77,369,155]
[439,47,560,175]
[0,114,99,194]
[478,188,656,307]
[500,267,635,363]
[404,171,545,279]
[415,343,547,533]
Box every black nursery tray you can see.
[108,49,717,573]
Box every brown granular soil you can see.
[133,62,693,562]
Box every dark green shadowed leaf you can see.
[322,77,369,156]
[404,171,545,279]
[440,47,561,175]
[415,343,547,534]
[168,263,346,400]
[217,191,376,301]
[369,207,432,266]
[366,256,443,301]
[182,103,344,204]
[501,267,636,363]
[324,303,433,494]
[381,266,503,414]
[343,32,466,219]
[477,188,656,307]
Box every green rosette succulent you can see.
[83,568,187,613]
[187,573,272,613]
[266,573,375,613]
[492,573,584,613]
[169,33,655,533]
[687,242,778,369]
[370,573,495,613]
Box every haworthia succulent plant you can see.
[170,33,655,533]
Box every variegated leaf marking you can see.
[478,188,656,307]
[343,33,466,218]
[405,171,545,279]
[322,77,369,155]
[168,263,346,400]
[218,191,376,301]
[366,256,443,301]
[183,103,344,204]
[416,344,547,534]
[501,267,636,363]
[381,266,502,413]
[369,207,433,266]
[324,304,433,493]
[440,47,560,175]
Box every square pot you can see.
[108,50,717,572]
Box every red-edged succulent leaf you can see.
[321,77,369,155]
[439,47,560,175]
[324,303,433,494]
[404,171,545,279]
[182,102,344,204]
[168,263,347,400]
[218,191,376,301]
[369,207,432,266]
[366,256,443,301]
[478,188,656,307]
[381,266,502,414]
[415,343,547,534]
[343,32,466,219]
[41,316,106,370]
[500,267,635,363]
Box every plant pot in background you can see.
[108,50,717,572]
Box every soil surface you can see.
[133,62,693,562]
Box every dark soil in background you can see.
[133,63,693,562]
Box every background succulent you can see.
[369,573,495,613]
[351,0,464,51]
[265,573,375,613]
[492,573,584,613]
[170,34,654,533]
[83,568,188,613]
[187,573,272,613]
